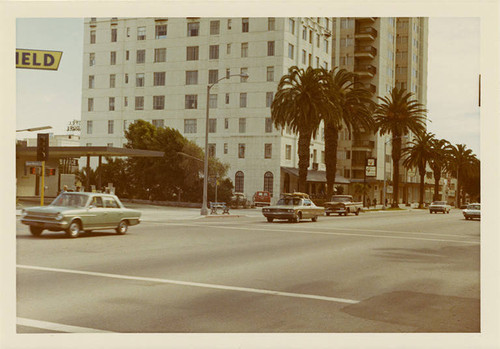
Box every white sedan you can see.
[429,201,451,214]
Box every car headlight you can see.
[289,209,294,213]
[55,213,63,221]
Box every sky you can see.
[15,17,481,157]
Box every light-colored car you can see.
[324,195,363,216]
[262,193,324,223]
[21,192,141,238]
[462,203,480,220]
[429,201,451,214]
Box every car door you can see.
[86,196,107,228]
[302,199,312,218]
[103,196,122,227]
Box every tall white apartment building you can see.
[331,17,429,204]
[81,17,334,201]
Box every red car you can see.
[253,191,271,207]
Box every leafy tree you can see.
[323,68,375,197]
[429,138,451,201]
[402,132,435,208]
[353,182,371,204]
[374,87,427,207]
[98,157,132,197]
[271,66,332,192]
[447,144,478,207]
[123,119,231,202]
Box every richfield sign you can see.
[16,49,63,71]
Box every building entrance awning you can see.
[281,166,350,184]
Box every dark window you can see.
[235,171,244,192]
[264,172,273,195]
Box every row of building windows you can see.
[86,117,276,135]
[87,67,274,90]
[90,18,331,44]
[86,91,274,112]
[234,170,274,195]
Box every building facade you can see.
[331,17,430,205]
[81,17,334,201]
[81,17,432,204]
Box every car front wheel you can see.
[29,226,43,236]
[267,217,274,223]
[66,221,81,238]
[311,216,318,222]
[116,220,128,235]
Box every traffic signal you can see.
[37,133,49,161]
[29,167,37,175]
[45,168,56,176]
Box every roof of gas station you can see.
[16,145,164,158]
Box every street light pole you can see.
[201,73,248,215]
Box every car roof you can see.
[63,192,118,199]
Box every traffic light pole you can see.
[40,161,45,206]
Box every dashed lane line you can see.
[142,222,479,245]
[17,264,360,305]
[17,317,113,333]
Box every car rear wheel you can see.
[266,217,274,223]
[66,221,81,238]
[326,212,330,216]
[311,216,318,222]
[355,208,360,216]
[116,220,128,235]
[29,226,44,236]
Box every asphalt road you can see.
[16,208,480,333]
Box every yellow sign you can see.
[16,49,63,71]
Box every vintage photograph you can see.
[5,1,498,348]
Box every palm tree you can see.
[323,68,375,197]
[402,132,435,208]
[271,66,332,192]
[429,138,451,201]
[374,87,427,208]
[447,144,478,207]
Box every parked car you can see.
[21,192,141,238]
[429,201,451,214]
[253,191,271,207]
[262,193,324,223]
[230,193,251,208]
[462,203,480,220]
[324,195,363,216]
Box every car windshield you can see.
[468,205,480,210]
[277,198,301,206]
[432,201,446,205]
[51,193,89,208]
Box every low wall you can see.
[121,198,202,208]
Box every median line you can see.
[17,264,359,305]
[17,317,113,333]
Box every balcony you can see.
[357,17,376,23]
[354,64,377,78]
[355,27,378,40]
[357,83,376,93]
[355,45,377,59]
[352,140,375,149]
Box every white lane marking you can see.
[146,222,479,245]
[17,317,113,333]
[17,265,359,305]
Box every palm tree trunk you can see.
[433,169,441,201]
[391,137,402,208]
[297,130,312,193]
[324,122,339,198]
[418,166,425,209]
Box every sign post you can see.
[37,133,49,206]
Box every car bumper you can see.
[262,212,295,219]
[21,218,69,231]
[325,208,346,214]
[463,213,480,219]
